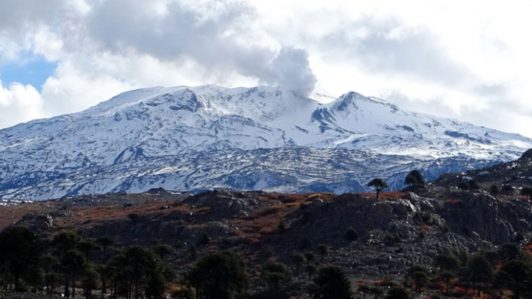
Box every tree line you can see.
[3,224,528,299]
[0,227,174,299]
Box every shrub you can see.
[521,187,532,199]
[290,252,306,275]
[261,261,290,292]
[196,232,210,246]
[127,213,140,223]
[404,170,425,191]
[489,185,499,196]
[345,228,358,241]
[310,266,352,299]
[317,244,329,260]
[278,221,287,232]
[384,287,409,299]
[501,184,515,195]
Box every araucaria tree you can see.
[465,255,494,296]
[186,252,248,299]
[0,228,173,299]
[367,178,388,200]
[0,227,41,292]
[404,170,425,191]
[310,266,352,299]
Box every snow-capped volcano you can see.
[1,85,530,199]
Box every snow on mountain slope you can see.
[0,85,530,200]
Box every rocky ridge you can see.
[5,186,531,278]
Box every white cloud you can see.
[248,0,532,137]
[0,0,530,138]
[0,81,43,127]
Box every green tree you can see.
[384,287,410,299]
[40,254,58,294]
[96,236,114,251]
[469,179,480,190]
[61,249,87,298]
[152,243,174,260]
[412,272,428,292]
[521,187,532,199]
[27,267,44,293]
[45,272,62,296]
[123,246,165,299]
[82,265,100,299]
[106,252,126,298]
[306,264,317,282]
[404,170,425,191]
[290,252,306,276]
[305,252,315,264]
[489,185,500,196]
[344,228,358,241]
[317,244,329,261]
[501,184,515,195]
[96,264,111,299]
[197,232,210,247]
[186,252,248,299]
[310,266,352,299]
[189,245,198,261]
[465,255,494,296]
[51,230,84,297]
[434,254,460,294]
[497,260,532,299]
[367,178,388,200]
[0,226,41,291]
[261,261,290,298]
[499,243,521,261]
[52,231,81,253]
[145,270,166,299]
[78,238,100,260]
[106,246,169,299]
[407,266,429,292]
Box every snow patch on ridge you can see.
[0,85,531,200]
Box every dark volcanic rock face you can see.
[280,194,420,246]
[183,190,261,219]
[521,148,532,159]
[16,213,54,232]
[438,192,531,244]
[258,191,532,276]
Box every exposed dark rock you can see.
[16,213,54,231]
[183,190,260,218]
[438,192,531,244]
[521,148,532,159]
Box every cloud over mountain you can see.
[0,0,530,137]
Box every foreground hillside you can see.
[1,85,531,199]
[1,159,531,298]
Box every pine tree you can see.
[367,178,388,200]
[311,266,352,299]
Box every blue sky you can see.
[0,55,56,91]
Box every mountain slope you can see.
[435,148,532,189]
[0,85,531,199]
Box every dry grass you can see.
[0,191,406,238]
[0,202,53,230]
[231,192,335,241]
[357,191,408,201]
[0,197,195,231]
